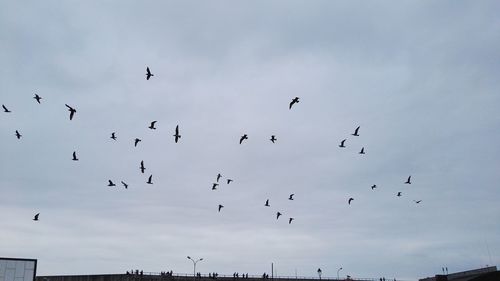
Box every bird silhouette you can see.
[121,181,129,189]
[265,199,270,207]
[276,212,282,219]
[289,194,294,200]
[397,192,402,197]
[33,213,39,221]
[2,104,11,113]
[414,200,422,204]
[149,121,157,130]
[371,184,377,190]
[134,138,141,147]
[108,180,116,187]
[239,134,248,144]
[227,179,233,184]
[289,218,294,224]
[216,173,222,182]
[352,126,360,136]
[72,151,78,161]
[270,135,277,143]
[212,183,218,190]
[405,176,411,184]
[34,94,42,104]
[140,161,146,173]
[174,125,181,143]
[348,198,354,205]
[65,104,76,120]
[218,204,224,212]
[147,175,153,184]
[339,139,346,148]
[110,132,117,140]
[289,97,299,109]
[146,67,154,80]
[15,130,22,139]
[359,147,365,154]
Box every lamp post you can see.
[187,256,203,279]
[317,268,322,280]
[337,267,342,280]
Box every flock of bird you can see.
[3,66,420,223]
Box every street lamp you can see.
[187,256,203,279]
[317,268,322,280]
[337,267,343,280]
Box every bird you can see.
[359,147,365,154]
[134,138,141,147]
[239,134,248,144]
[3,104,11,113]
[33,94,42,104]
[289,97,299,109]
[227,179,233,184]
[212,183,218,190]
[414,200,422,204]
[397,192,402,197]
[405,176,411,184]
[265,199,270,207]
[121,181,129,189]
[270,135,277,143]
[371,184,377,190]
[288,218,294,224]
[348,198,354,205]
[339,139,346,148]
[149,121,157,130]
[216,173,222,182]
[108,180,116,187]
[147,175,153,184]
[110,132,117,140]
[288,194,294,200]
[72,151,78,161]
[146,67,154,80]
[174,125,181,143]
[140,161,146,173]
[276,212,282,219]
[65,104,76,120]
[33,213,40,221]
[15,130,22,139]
[218,204,224,212]
[352,126,360,136]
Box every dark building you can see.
[419,266,497,281]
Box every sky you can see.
[1,1,499,280]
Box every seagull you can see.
[15,130,22,139]
[371,184,377,190]
[218,204,224,212]
[146,67,154,80]
[212,183,218,190]
[352,126,360,136]
[121,181,129,189]
[414,200,422,204]
[110,132,117,140]
[216,173,222,182]
[359,147,365,154]
[140,161,146,173]
[405,176,411,184]
[239,134,248,144]
[265,199,270,207]
[397,192,402,197]
[227,179,233,184]
[270,135,277,143]
[276,212,282,220]
[174,125,181,143]
[348,198,354,205]
[288,218,294,224]
[339,139,346,148]
[33,213,40,221]
[149,121,157,130]
[108,180,116,187]
[147,175,153,185]
[289,97,299,109]
[34,94,42,104]
[3,104,11,113]
[72,151,78,161]
[134,138,141,147]
[65,104,76,120]
[288,194,294,200]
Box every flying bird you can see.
[174,125,181,143]
[65,104,76,120]
[359,147,365,154]
[218,204,224,212]
[110,132,117,140]
[276,212,282,220]
[270,135,277,143]
[414,200,422,204]
[34,94,42,104]
[134,138,141,147]
[147,175,153,185]
[348,198,354,205]
[265,199,270,207]
[288,194,294,200]
[352,126,360,136]
[405,176,412,184]
[239,134,248,144]
[227,179,233,184]
[397,192,402,197]
[216,173,222,182]
[146,67,154,80]
[72,151,78,161]
[3,104,11,113]
[15,130,22,139]
[371,184,377,190]
[33,213,40,221]
[289,97,299,109]
[140,161,146,173]
[149,121,157,130]
[212,183,218,190]
[339,139,346,148]
[289,218,294,224]
[121,181,129,189]
[108,180,116,187]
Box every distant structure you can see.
[0,257,37,281]
[419,266,498,281]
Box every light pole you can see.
[317,268,322,280]
[337,267,342,280]
[187,256,203,279]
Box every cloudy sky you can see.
[1,1,499,280]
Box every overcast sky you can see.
[1,1,499,280]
